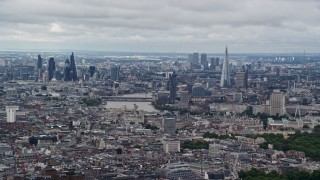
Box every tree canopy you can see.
[239,168,320,180]
[82,98,102,106]
[256,125,320,160]
[145,124,159,130]
[203,131,236,140]
[181,140,209,150]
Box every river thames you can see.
[105,93,157,112]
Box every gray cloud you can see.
[0,0,320,53]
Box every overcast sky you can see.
[0,0,320,53]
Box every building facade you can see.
[200,53,208,70]
[110,65,120,81]
[6,106,19,123]
[169,71,177,104]
[235,70,248,88]
[270,90,285,115]
[163,140,180,153]
[48,57,55,81]
[163,118,176,136]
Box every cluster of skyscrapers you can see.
[64,53,78,81]
[189,47,248,89]
[36,52,78,82]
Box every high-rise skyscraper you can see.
[190,52,201,69]
[270,90,285,115]
[169,71,177,104]
[200,53,208,70]
[110,65,120,81]
[163,118,176,136]
[210,57,220,70]
[64,53,78,81]
[89,66,96,77]
[36,55,43,81]
[192,52,199,65]
[220,47,231,88]
[48,57,55,81]
[64,58,72,81]
[37,55,42,69]
[55,70,62,80]
[70,52,78,81]
[235,70,248,88]
[179,91,189,108]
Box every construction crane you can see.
[15,150,26,174]
[232,142,243,179]
[30,145,40,169]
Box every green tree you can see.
[82,98,102,106]
[181,140,209,150]
[145,124,159,130]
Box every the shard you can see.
[220,47,231,87]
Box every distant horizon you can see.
[0,48,318,56]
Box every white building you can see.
[163,140,180,153]
[6,106,19,123]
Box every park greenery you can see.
[256,125,320,160]
[181,132,239,150]
[82,98,102,106]
[181,140,210,150]
[239,168,320,180]
[153,104,191,114]
[145,124,159,130]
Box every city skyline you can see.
[1,39,320,179]
[0,0,320,53]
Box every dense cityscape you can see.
[0,49,320,179]
[1,0,320,179]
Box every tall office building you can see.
[36,55,43,81]
[37,55,42,69]
[192,52,199,65]
[163,118,176,136]
[179,91,189,107]
[270,90,285,115]
[220,47,231,88]
[235,70,248,88]
[64,58,72,81]
[89,66,96,77]
[169,71,177,104]
[70,52,78,81]
[210,57,220,70]
[200,53,208,70]
[48,57,55,81]
[55,70,62,80]
[210,58,215,69]
[190,52,200,69]
[110,65,120,81]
